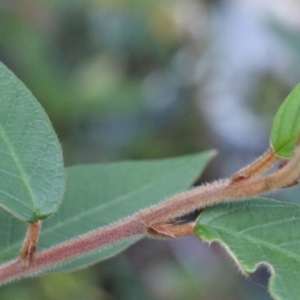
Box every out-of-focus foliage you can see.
[0,0,205,166]
[1,0,300,299]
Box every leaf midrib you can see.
[0,122,36,213]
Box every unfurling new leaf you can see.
[271,82,300,157]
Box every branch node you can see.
[147,222,195,239]
[230,148,278,183]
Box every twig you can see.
[20,221,42,266]
[1,145,300,285]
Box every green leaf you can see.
[0,62,65,222]
[271,82,300,157]
[195,198,300,300]
[0,151,214,272]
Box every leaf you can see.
[271,83,300,157]
[0,62,65,222]
[195,198,300,300]
[0,151,214,273]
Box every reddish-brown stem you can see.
[231,147,278,182]
[0,219,145,284]
[139,145,300,226]
[20,220,42,266]
[147,222,196,238]
[0,145,300,285]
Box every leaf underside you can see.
[195,198,300,300]
[271,82,300,158]
[0,62,65,222]
[0,151,214,273]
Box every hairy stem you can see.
[20,221,42,265]
[1,146,300,285]
[231,147,278,182]
[0,219,145,285]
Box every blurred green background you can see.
[1,0,300,299]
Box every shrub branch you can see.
[0,145,300,285]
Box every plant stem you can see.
[231,147,278,182]
[0,219,145,285]
[20,220,42,265]
[1,146,300,285]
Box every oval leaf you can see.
[0,62,65,222]
[0,151,214,272]
[195,198,300,300]
[271,83,300,157]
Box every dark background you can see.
[1,0,300,299]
